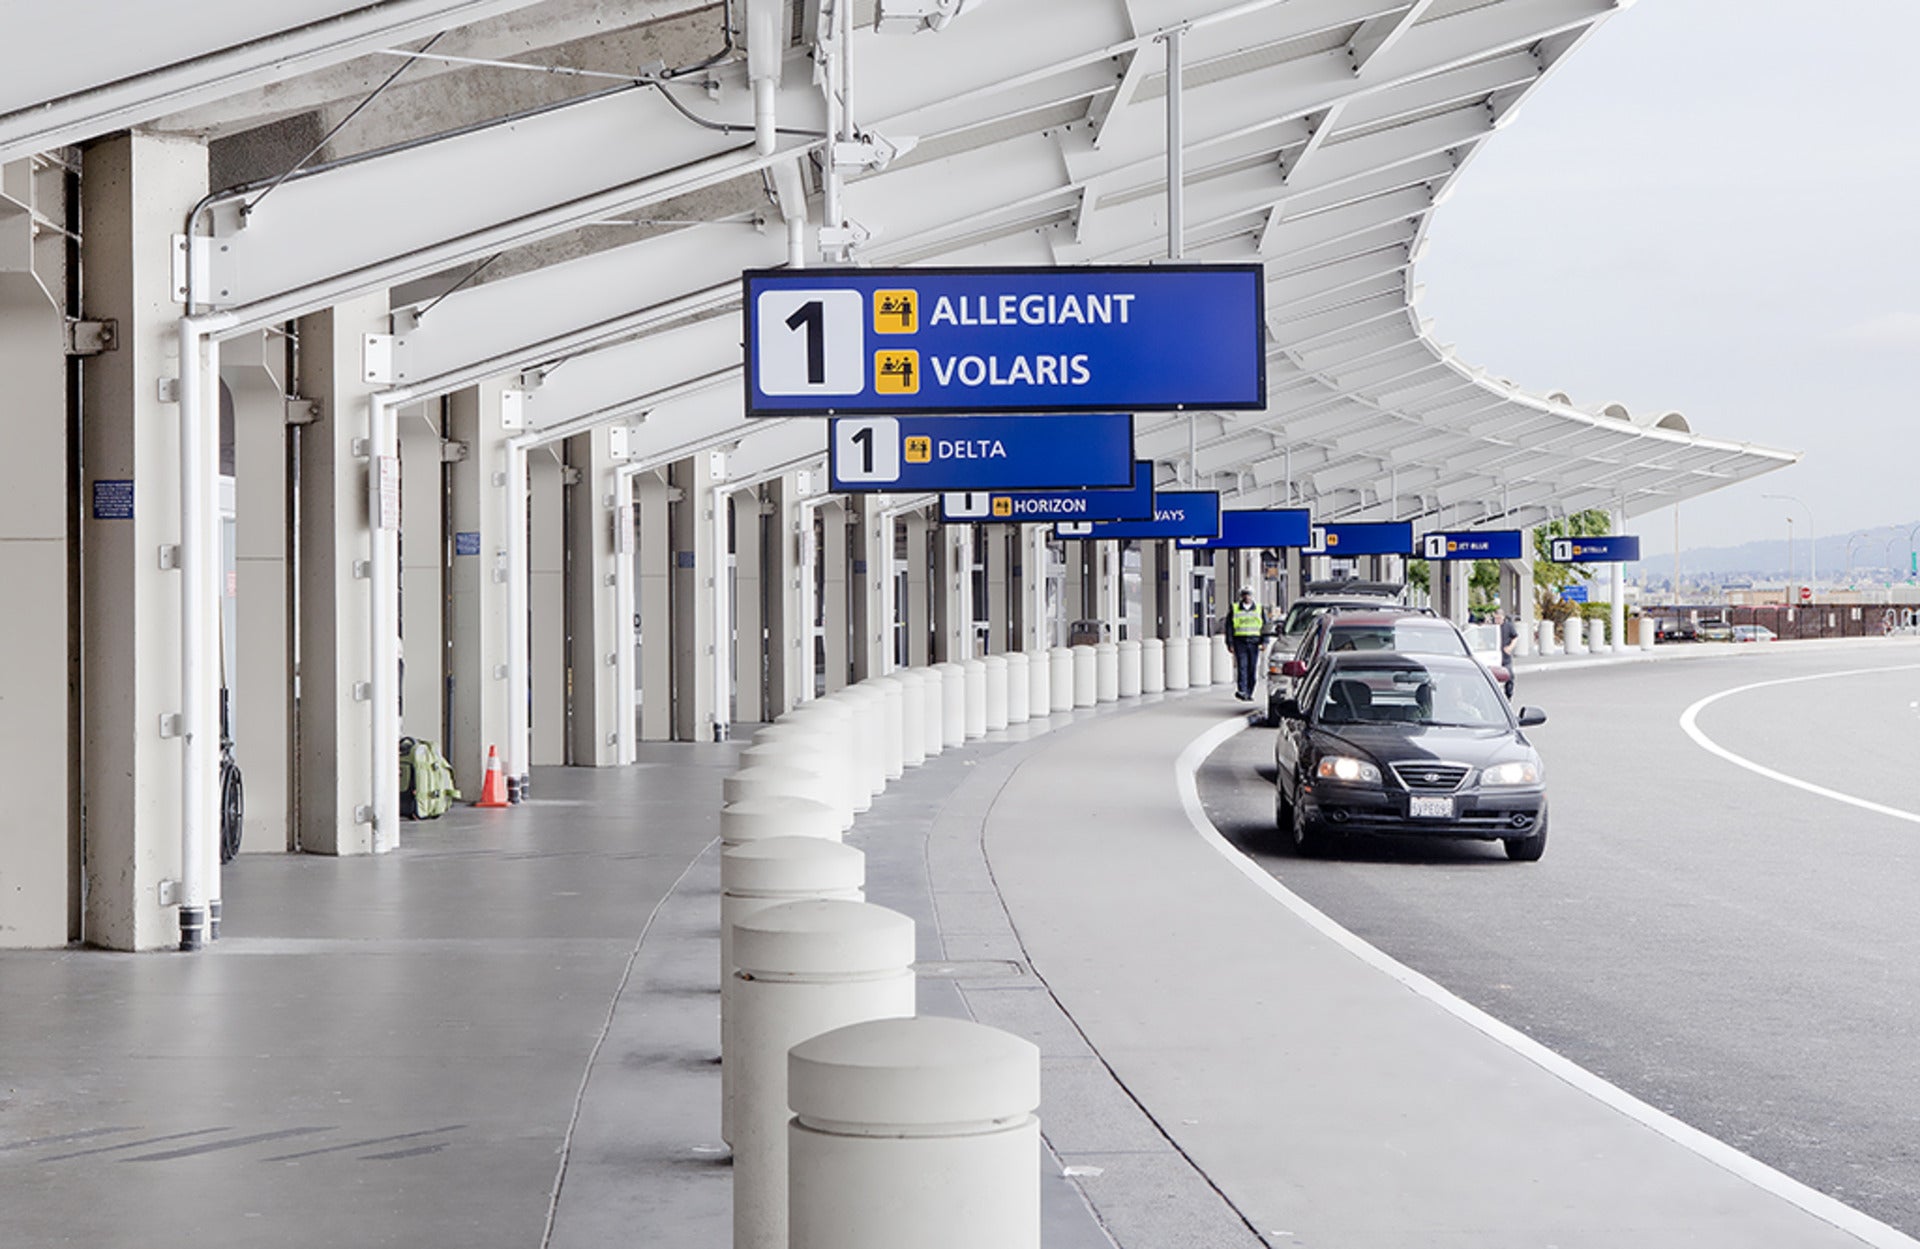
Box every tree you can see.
[1533,510,1613,622]
[1406,558,1431,597]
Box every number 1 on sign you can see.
[756,290,866,397]
[833,419,902,484]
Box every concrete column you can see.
[1092,539,1121,642]
[1610,512,1628,653]
[821,500,850,692]
[734,487,768,724]
[635,469,673,740]
[903,510,932,668]
[1139,541,1165,638]
[1014,525,1050,653]
[933,521,973,662]
[764,475,809,716]
[1502,541,1535,654]
[399,403,445,750]
[564,429,629,764]
[669,454,720,741]
[1,162,73,945]
[293,293,386,855]
[851,498,890,679]
[984,526,1011,654]
[1062,541,1087,626]
[1441,560,1470,625]
[1169,543,1194,639]
[224,331,293,853]
[1282,548,1303,610]
[529,451,567,765]
[446,380,514,783]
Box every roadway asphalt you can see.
[1197,639,1920,1238]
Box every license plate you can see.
[1409,796,1453,819]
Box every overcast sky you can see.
[1416,0,1920,558]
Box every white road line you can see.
[1173,717,1920,1249]
[1678,664,1920,826]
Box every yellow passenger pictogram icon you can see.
[874,290,918,334]
[904,436,933,464]
[875,350,920,394]
[992,497,1013,518]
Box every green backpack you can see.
[399,737,461,819]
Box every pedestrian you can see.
[1223,587,1267,701]
[1496,608,1517,699]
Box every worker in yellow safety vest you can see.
[1225,587,1268,701]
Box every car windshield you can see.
[1279,600,1384,636]
[1324,622,1468,657]
[1316,663,1508,729]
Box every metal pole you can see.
[1165,27,1184,262]
[369,393,402,850]
[176,319,211,949]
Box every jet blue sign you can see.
[828,414,1134,493]
[1422,530,1524,561]
[1548,535,1641,563]
[940,461,1154,524]
[1056,491,1220,541]
[744,265,1266,417]
[1304,521,1414,557]
[1177,508,1312,550]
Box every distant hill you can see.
[1636,523,1920,581]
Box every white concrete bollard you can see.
[1188,635,1213,687]
[834,688,887,798]
[1116,640,1142,698]
[719,837,865,1145]
[916,667,945,758]
[1025,648,1050,719]
[982,655,1010,731]
[1537,619,1555,656]
[894,670,927,768]
[1047,648,1074,713]
[737,741,855,832]
[789,1016,1041,1249]
[732,901,916,1249]
[778,700,866,815]
[720,796,843,852]
[961,659,988,739]
[936,664,966,748]
[1163,635,1190,690]
[1564,621,1586,656]
[1511,624,1532,658]
[870,678,906,781]
[1094,642,1120,702]
[724,765,840,814]
[1140,638,1166,694]
[1003,652,1031,725]
[1212,635,1233,686]
[1070,645,1097,707]
[1641,619,1656,652]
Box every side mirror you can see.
[1516,707,1546,727]
[1281,659,1307,679]
[1277,697,1302,720]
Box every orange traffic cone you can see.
[476,746,511,808]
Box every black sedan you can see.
[1273,652,1549,861]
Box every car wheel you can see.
[1275,783,1293,837]
[1504,809,1548,862]
[1265,695,1282,727]
[1292,796,1329,858]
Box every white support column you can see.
[1610,513,1628,654]
[224,331,293,854]
[765,474,810,715]
[1442,560,1470,625]
[734,486,768,724]
[985,526,1011,654]
[1138,540,1165,639]
[1168,542,1194,640]
[934,520,973,663]
[1,163,74,946]
[851,498,890,679]
[670,454,719,741]
[1016,525,1049,654]
[1062,541,1087,629]
[904,510,932,668]
[529,450,567,765]
[821,499,851,692]
[293,293,387,856]
[565,429,628,764]
[399,402,445,751]
[1092,539,1122,643]
[635,469,674,741]
[1282,548,1303,610]
[446,380,515,785]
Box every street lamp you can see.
[1906,521,1920,583]
[1764,493,1814,602]
[1846,534,1870,588]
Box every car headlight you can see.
[1480,761,1539,786]
[1316,756,1381,783]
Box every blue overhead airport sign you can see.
[743,265,1266,417]
[1305,521,1414,557]
[941,460,1154,524]
[1177,508,1312,550]
[1560,585,1590,603]
[1421,530,1524,561]
[1057,491,1220,541]
[829,414,1134,493]
[1548,535,1641,563]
